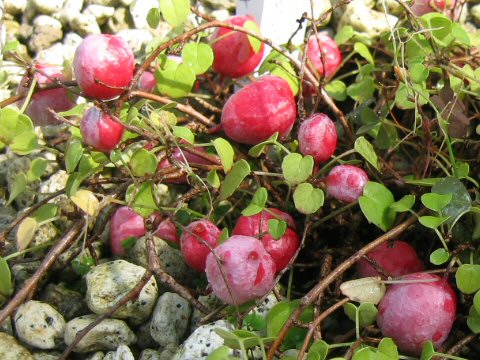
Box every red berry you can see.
[232,208,299,272]
[307,33,342,78]
[211,15,264,78]
[155,218,179,245]
[205,235,276,305]
[180,219,221,272]
[411,0,456,16]
[110,206,146,256]
[377,272,457,355]
[137,71,156,93]
[73,34,135,100]
[325,165,369,203]
[221,75,297,145]
[17,63,75,126]
[80,107,124,152]
[298,113,337,163]
[358,241,424,277]
[158,146,211,184]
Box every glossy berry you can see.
[307,33,342,78]
[298,113,337,163]
[411,0,456,16]
[110,206,146,256]
[211,15,264,78]
[158,146,212,184]
[232,208,300,272]
[73,34,135,100]
[137,71,156,93]
[80,107,124,152]
[221,75,297,145]
[377,272,457,355]
[155,218,179,245]
[180,219,221,272]
[17,63,75,126]
[358,241,425,277]
[326,165,369,203]
[205,235,276,305]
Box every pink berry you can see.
[158,146,212,184]
[73,34,135,100]
[180,219,221,272]
[221,75,297,145]
[325,165,369,203]
[307,33,342,78]
[377,272,457,355]
[110,206,146,256]
[298,113,337,163]
[411,0,456,16]
[358,241,424,277]
[155,218,179,245]
[205,235,276,305]
[137,71,156,93]
[80,107,125,152]
[211,15,264,78]
[17,63,75,126]
[232,208,299,272]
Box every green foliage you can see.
[282,153,314,185]
[159,0,191,28]
[456,264,480,294]
[220,160,250,200]
[293,183,324,215]
[213,138,235,173]
[242,187,267,216]
[0,107,38,154]
[359,182,395,231]
[156,56,196,98]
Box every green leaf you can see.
[293,183,324,215]
[467,304,480,334]
[390,195,415,213]
[377,338,398,360]
[72,255,95,275]
[206,345,234,360]
[27,158,48,182]
[307,340,329,360]
[282,153,314,185]
[16,217,38,251]
[172,126,194,144]
[126,181,158,217]
[243,20,262,54]
[340,277,386,305]
[353,347,377,360]
[420,341,435,360]
[354,136,379,170]
[359,182,395,231]
[0,257,13,296]
[220,160,250,200]
[475,290,480,314]
[354,43,374,65]
[213,138,234,173]
[159,0,190,28]
[347,76,375,103]
[248,132,279,157]
[410,62,429,83]
[147,7,161,28]
[405,177,442,186]
[432,177,471,225]
[268,219,287,240]
[218,227,229,245]
[242,187,268,216]
[0,107,34,145]
[65,139,84,174]
[395,82,429,109]
[325,80,347,101]
[58,103,87,118]
[452,22,470,45]
[244,311,266,331]
[7,173,27,206]
[418,215,449,229]
[420,193,452,212]
[335,25,354,45]
[429,248,450,265]
[258,51,299,96]
[357,303,378,327]
[2,40,20,54]
[156,59,196,98]
[130,148,158,176]
[206,170,220,188]
[70,189,99,216]
[33,204,58,223]
[456,264,480,294]
[10,131,39,155]
[182,43,214,75]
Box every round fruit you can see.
[411,0,456,16]
[232,208,299,272]
[221,75,297,145]
[298,113,337,163]
[358,241,425,277]
[180,219,221,272]
[325,165,369,203]
[137,71,156,93]
[110,206,146,256]
[155,218,179,245]
[377,272,457,355]
[211,15,264,78]
[307,33,342,78]
[80,107,125,152]
[205,235,276,305]
[73,34,135,100]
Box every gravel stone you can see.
[129,0,159,29]
[39,283,89,321]
[84,4,115,25]
[0,332,34,360]
[33,0,66,14]
[14,300,66,349]
[134,321,158,349]
[54,0,84,26]
[139,349,162,360]
[338,4,398,38]
[106,7,134,33]
[64,314,136,352]
[472,4,480,26]
[4,0,28,15]
[32,352,62,360]
[29,15,63,53]
[70,13,101,36]
[103,345,135,360]
[150,292,191,347]
[117,29,153,56]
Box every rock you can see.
[4,0,28,15]
[135,321,158,349]
[119,0,134,5]
[55,0,84,26]
[172,320,234,360]
[33,0,66,14]
[117,29,153,56]
[64,314,136,352]
[190,294,222,332]
[11,261,42,290]
[139,349,162,360]
[32,353,62,360]
[86,0,119,5]
[86,352,106,360]
[0,316,13,335]
[36,42,73,65]
[5,19,21,41]
[70,13,101,36]
[29,15,63,53]
[39,170,68,196]
[63,31,83,48]
[472,4,480,26]
[86,260,158,323]
[0,332,34,360]
[14,300,66,349]
[130,0,159,29]
[103,345,135,360]
[30,222,58,248]
[150,292,191,347]
[338,4,398,39]
[84,5,115,25]
[7,155,39,208]
[160,343,178,359]
[375,0,404,16]
[106,8,134,33]
[249,293,278,318]
[39,283,89,320]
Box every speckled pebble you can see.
[70,13,101,36]
[4,0,28,15]
[14,300,66,349]
[103,345,135,360]
[150,292,191,347]
[0,332,34,360]
[32,352,62,360]
[338,4,398,38]
[139,349,162,360]
[86,351,106,360]
[190,294,222,332]
[29,15,63,53]
[64,314,136,352]
[84,4,115,25]
[33,0,66,14]
[39,283,89,321]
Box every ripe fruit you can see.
[377,272,457,355]
[180,219,221,272]
[80,107,124,152]
[298,113,337,163]
[358,241,425,277]
[221,75,297,145]
[411,0,456,16]
[137,71,156,93]
[205,235,276,305]
[17,63,75,126]
[211,15,264,78]
[306,33,342,78]
[325,165,369,203]
[232,208,300,272]
[73,34,135,100]
[110,206,146,256]
[158,146,212,183]
[155,218,179,245]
